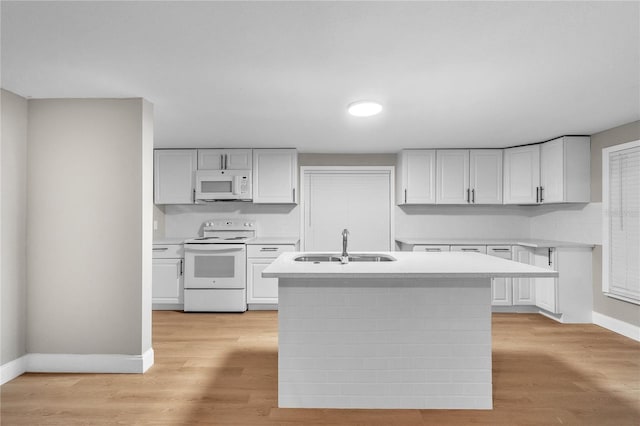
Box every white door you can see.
[436,150,470,204]
[470,150,503,204]
[303,169,392,252]
[198,149,225,170]
[401,150,436,204]
[225,149,253,170]
[152,259,184,304]
[253,149,297,203]
[154,149,197,204]
[540,138,564,203]
[534,248,559,313]
[487,246,512,306]
[504,145,540,204]
[247,259,278,304]
[512,246,536,305]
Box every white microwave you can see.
[194,170,252,202]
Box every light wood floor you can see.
[1,312,639,425]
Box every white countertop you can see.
[153,237,189,245]
[395,238,594,248]
[247,237,300,245]
[263,251,558,279]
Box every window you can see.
[602,140,640,304]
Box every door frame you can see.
[299,166,395,251]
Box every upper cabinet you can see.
[504,136,590,205]
[198,149,252,170]
[154,149,197,204]
[252,149,298,204]
[397,150,436,204]
[435,149,503,204]
[540,136,590,203]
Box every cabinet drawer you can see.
[486,245,512,259]
[413,245,450,252]
[247,244,295,258]
[152,244,184,258]
[450,245,487,254]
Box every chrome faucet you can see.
[341,229,350,263]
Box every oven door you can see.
[184,244,246,289]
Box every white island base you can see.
[278,277,493,409]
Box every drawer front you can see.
[450,245,487,254]
[413,245,450,252]
[152,244,184,258]
[247,244,296,258]
[486,245,512,259]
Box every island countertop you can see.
[262,251,558,279]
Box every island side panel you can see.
[278,277,492,409]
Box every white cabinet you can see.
[253,149,298,204]
[198,149,252,170]
[154,150,197,204]
[487,246,513,306]
[504,137,590,204]
[436,150,469,204]
[512,245,536,305]
[540,136,591,203]
[397,150,436,204]
[533,247,593,323]
[503,145,540,204]
[470,150,503,204]
[246,244,296,307]
[152,244,184,309]
[436,149,503,204]
[450,245,487,254]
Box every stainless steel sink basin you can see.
[293,253,396,263]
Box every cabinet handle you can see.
[193,188,196,204]
[220,155,224,170]
[536,187,539,203]
[260,247,279,251]
[180,259,184,276]
[404,189,407,204]
[548,248,552,266]
[461,248,478,252]
[153,247,168,251]
[492,248,510,252]
[472,188,475,203]
[540,186,544,203]
[292,188,295,203]
[467,188,470,203]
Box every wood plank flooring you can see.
[1,312,639,425]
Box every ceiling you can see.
[2,1,639,153]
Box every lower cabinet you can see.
[246,244,296,308]
[152,244,184,310]
[486,246,513,306]
[512,246,536,305]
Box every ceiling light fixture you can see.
[347,101,383,117]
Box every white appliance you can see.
[194,169,252,202]
[183,219,256,312]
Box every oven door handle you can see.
[184,244,245,252]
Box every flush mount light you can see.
[347,101,383,117]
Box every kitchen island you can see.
[263,251,557,410]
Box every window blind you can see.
[603,141,640,304]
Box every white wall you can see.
[529,203,602,245]
[1,89,28,365]
[27,98,153,357]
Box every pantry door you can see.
[301,167,394,251]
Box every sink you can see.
[293,253,396,263]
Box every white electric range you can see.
[183,219,256,312]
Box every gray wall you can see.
[590,120,640,326]
[1,89,28,364]
[26,98,152,355]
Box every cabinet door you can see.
[512,246,536,305]
[197,149,225,170]
[534,248,559,313]
[398,150,436,204]
[247,258,278,304]
[253,149,297,203]
[540,138,564,203]
[152,259,184,305]
[470,150,503,204]
[436,150,470,204]
[154,150,197,204]
[491,277,513,306]
[225,149,253,170]
[503,145,540,204]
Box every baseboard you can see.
[248,304,278,311]
[1,355,28,385]
[26,348,155,374]
[592,312,640,341]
